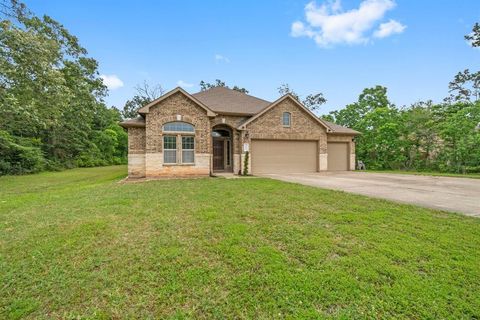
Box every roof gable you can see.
[119,116,145,128]
[137,87,216,117]
[238,94,332,131]
[321,119,361,135]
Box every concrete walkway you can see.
[261,172,480,217]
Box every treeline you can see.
[0,1,127,175]
[324,23,480,174]
[1,0,479,176]
[325,87,480,173]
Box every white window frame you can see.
[163,135,177,164]
[162,122,195,165]
[163,121,195,132]
[282,112,291,127]
[181,136,195,164]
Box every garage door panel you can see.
[327,142,349,171]
[251,140,317,174]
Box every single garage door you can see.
[327,142,349,171]
[251,140,317,174]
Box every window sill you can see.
[163,163,195,166]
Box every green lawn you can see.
[1,166,479,319]
[366,169,480,179]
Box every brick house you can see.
[120,86,359,178]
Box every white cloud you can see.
[214,54,230,63]
[374,19,406,38]
[291,0,405,47]
[176,80,194,88]
[100,74,124,90]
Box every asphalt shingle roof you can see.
[192,87,270,115]
[120,86,359,134]
[321,119,361,135]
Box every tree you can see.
[328,86,404,169]
[446,23,480,102]
[199,79,249,93]
[277,83,327,112]
[303,93,327,112]
[434,21,480,172]
[432,102,480,173]
[0,0,127,174]
[399,101,439,170]
[446,69,480,102]
[465,22,480,47]
[121,81,164,119]
[277,83,299,100]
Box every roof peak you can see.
[191,86,271,115]
[193,86,267,99]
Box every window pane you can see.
[226,140,231,166]
[283,112,291,126]
[212,129,230,137]
[182,136,194,150]
[164,150,176,163]
[163,122,194,132]
[182,150,194,163]
[164,136,177,149]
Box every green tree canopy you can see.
[277,83,327,112]
[121,81,164,119]
[199,79,249,93]
[0,0,127,174]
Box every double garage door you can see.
[251,139,349,174]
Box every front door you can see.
[213,139,224,170]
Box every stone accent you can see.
[145,152,209,177]
[145,153,163,176]
[319,153,328,171]
[233,153,241,175]
[350,154,356,171]
[128,154,145,177]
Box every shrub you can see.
[243,151,249,176]
[0,131,45,175]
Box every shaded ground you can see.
[1,166,479,319]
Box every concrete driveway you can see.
[261,172,480,217]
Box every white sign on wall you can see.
[243,143,250,152]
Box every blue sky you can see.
[28,0,480,115]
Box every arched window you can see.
[163,121,194,132]
[282,112,291,127]
[162,122,195,164]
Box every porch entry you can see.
[212,127,233,172]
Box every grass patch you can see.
[1,166,479,318]
[366,169,480,179]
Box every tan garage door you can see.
[327,142,349,171]
[251,140,317,174]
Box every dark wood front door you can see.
[213,139,224,170]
